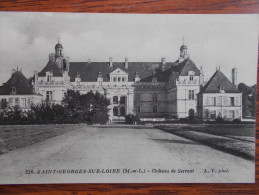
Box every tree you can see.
[62,90,110,124]
[238,83,256,118]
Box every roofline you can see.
[199,92,242,94]
[0,94,43,96]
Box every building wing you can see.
[0,71,34,95]
[200,70,240,93]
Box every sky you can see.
[0,12,258,85]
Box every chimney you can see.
[34,71,39,94]
[109,57,113,68]
[125,57,128,69]
[65,56,70,71]
[232,68,237,86]
[161,57,166,71]
[199,66,204,85]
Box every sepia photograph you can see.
[0,12,258,184]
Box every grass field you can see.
[157,123,255,160]
[0,124,82,155]
[183,124,255,142]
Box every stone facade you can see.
[0,40,243,121]
[197,69,242,120]
[0,71,43,111]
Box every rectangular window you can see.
[212,97,216,106]
[1,99,7,109]
[135,93,141,101]
[189,90,194,100]
[153,105,157,113]
[20,98,26,108]
[15,98,19,106]
[136,105,141,113]
[120,96,126,104]
[8,98,13,107]
[211,110,216,119]
[205,109,210,118]
[47,75,52,82]
[113,96,118,104]
[46,91,53,101]
[229,110,235,118]
[230,97,234,106]
[153,93,158,102]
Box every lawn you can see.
[0,124,82,155]
[185,124,255,137]
[157,123,255,160]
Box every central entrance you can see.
[113,106,126,116]
[112,95,127,118]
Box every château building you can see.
[0,40,242,121]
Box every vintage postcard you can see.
[0,12,258,184]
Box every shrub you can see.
[125,114,139,124]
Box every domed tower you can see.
[55,38,63,58]
[53,38,69,72]
[180,44,188,58]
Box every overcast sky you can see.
[0,12,258,85]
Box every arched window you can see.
[118,77,121,82]
[113,77,116,82]
[120,107,125,116]
[113,107,118,116]
[122,77,125,82]
[113,96,118,104]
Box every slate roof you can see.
[38,60,63,77]
[0,71,35,95]
[199,70,241,94]
[172,58,200,76]
[68,57,200,83]
[68,62,174,82]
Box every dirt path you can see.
[0,125,254,183]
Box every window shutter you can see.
[217,96,221,106]
[236,96,239,106]
[223,109,227,118]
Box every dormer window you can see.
[188,71,195,81]
[110,68,129,83]
[46,72,53,82]
[219,85,225,93]
[47,75,52,82]
[152,77,157,83]
[11,87,16,94]
[189,74,194,81]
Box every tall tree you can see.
[62,90,110,124]
[238,83,256,118]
